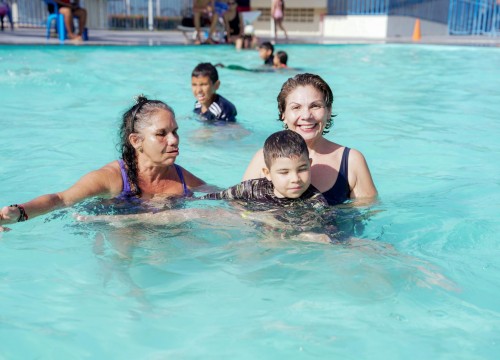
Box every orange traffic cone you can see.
[412,18,421,41]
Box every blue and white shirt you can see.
[193,94,237,122]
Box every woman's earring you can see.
[138,146,143,153]
[283,123,288,130]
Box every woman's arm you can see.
[242,148,266,181]
[347,148,378,203]
[0,163,120,230]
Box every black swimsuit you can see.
[321,147,351,205]
[227,11,241,36]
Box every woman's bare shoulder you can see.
[177,165,206,187]
[242,148,265,180]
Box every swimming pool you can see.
[1,44,499,358]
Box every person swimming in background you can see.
[191,62,238,123]
[273,50,288,68]
[258,41,275,66]
[202,130,324,209]
[214,43,288,73]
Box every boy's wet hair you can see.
[258,41,274,54]
[192,62,219,84]
[263,130,309,169]
[275,51,288,65]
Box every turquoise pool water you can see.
[1,44,499,358]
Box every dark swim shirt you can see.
[193,94,237,122]
[201,177,327,210]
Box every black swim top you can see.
[321,147,351,205]
[118,159,189,197]
[228,11,241,36]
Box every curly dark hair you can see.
[119,95,175,197]
[277,73,336,135]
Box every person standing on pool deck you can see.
[243,73,377,206]
[271,0,288,42]
[0,96,205,231]
[192,62,238,123]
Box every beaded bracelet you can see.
[10,204,28,222]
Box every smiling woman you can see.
[0,95,205,231]
[243,73,378,206]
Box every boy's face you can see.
[273,54,280,67]
[262,154,312,199]
[259,47,272,60]
[191,75,220,108]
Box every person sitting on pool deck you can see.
[0,96,205,232]
[192,62,237,123]
[76,130,338,243]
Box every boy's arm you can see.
[201,181,248,200]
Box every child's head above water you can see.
[262,130,312,199]
[273,51,288,68]
[191,62,219,84]
[191,62,221,109]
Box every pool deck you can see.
[1,27,499,47]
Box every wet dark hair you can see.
[263,130,309,169]
[191,62,219,84]
[277,73,336,135]
[119,95,175,196]
[276,51,288,65]
[259,41,274,54]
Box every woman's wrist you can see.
[10,204,28,222]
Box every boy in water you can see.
[191,62,238,123]
[258,41,275,66]
[273,50,288,68]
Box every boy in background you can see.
[191,62,238,122]
[258,41,274,66]
[273,50,288,68]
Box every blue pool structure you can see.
[0,44,499,358]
